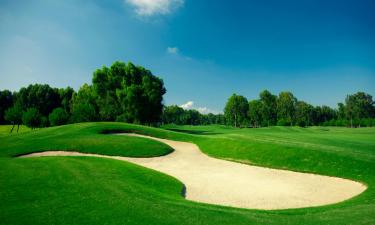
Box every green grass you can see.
[0,125,31,137]
[1,122,375,225]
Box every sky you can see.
[0,0,374,113]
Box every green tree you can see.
[276,92,297,126]
[4,104,23,133]
[93,61,166,124]
[248,100,262,127]
[15,84,61,117]
[162,105,185,124]
[49,108,69,126]
[224,94,249,127]
[0,90,13,124]
[22,108,42,129]
[259,90,277,126]
[59,87,75,114]
[71,84,98,123]
[295,101,314,127]
[345,92,374,127]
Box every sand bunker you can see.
[20,133,366,210]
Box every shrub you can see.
[49,108,69,126]
[22,108,41,129]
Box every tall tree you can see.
[224,94,249,127]
[295,101,314,127]
[15,84,61,117]
[276,92,297,126]
[71,84,98,123]
[259,90,277,126]
[248,100,262,127]
[345,92,374,127]
[92,61,166,124]
[58,87,75,114]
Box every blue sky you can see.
[0,0,374,113]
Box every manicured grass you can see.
[1,122,375,225]
[0,125,31,137]
[0,123,173,157]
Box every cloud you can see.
[166,46,179,54]
[126,0,184,16]
[180,100,194,109]
[179,101,218,114]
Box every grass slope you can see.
[1,122,375,225]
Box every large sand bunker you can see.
[20,133,366,210]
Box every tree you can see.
[277,92,297,126]
[15,84,61,117]
[59,87,75,114]
[224,94,249,127]
[93,61,166,124]
[345,92,374,127]
[162,105,185,124]
[49,108,69,126]
[71,84,98,123]
[248,100,262,127]
[0,90,13,124]
[259,90,277,126]
[4,104,23,133]
[22,108,42,129]
[295,101,314,127]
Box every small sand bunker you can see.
[20,134,367,210]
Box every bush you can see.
[49,108,69,126]
[22,108,41,129]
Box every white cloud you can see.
[126,0,184,16]
[180,100,194,109]
[179,101,218,114]
[166,46,179,54]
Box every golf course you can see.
[1,1,375,224]
[1,122,375,224]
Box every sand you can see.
[19,133,367,210]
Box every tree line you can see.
[223,90,375,128]
[0,61,166,132]
[1,61,374,130]
[162,105,225,125]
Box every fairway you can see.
[1,122,375,225]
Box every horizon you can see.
[1,0,374,113]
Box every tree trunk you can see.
[10,124,15,133]
[17,124,20,133]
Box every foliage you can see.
[15,84,61,116]
[22,108,42,129]
[248,100,262,127]
[49,107,69,126]
[4,104,23,133]
[224,94,249,127]
[92,61,166,124]
[0,90,13,124]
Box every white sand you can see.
[20,133,367,210]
